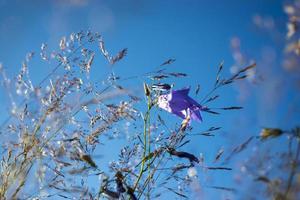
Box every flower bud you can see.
[143,83,151,97]
[260,128,283,140]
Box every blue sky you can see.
[0,0,299,199]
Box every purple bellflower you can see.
[157,87,203,122]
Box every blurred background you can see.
[0,0,299,199]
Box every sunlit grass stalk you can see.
[0,39,89,132]
[10,162,33,199]
[283,137,300,198]
[3,93,62,198]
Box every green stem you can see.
[147,98,151,200]
[133,96,151,192]
[137,124,188,199]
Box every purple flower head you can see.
[157,87,203,122]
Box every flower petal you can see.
[157,87,203,123]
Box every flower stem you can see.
[133,96,152,192]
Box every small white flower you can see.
[187,167,197,178]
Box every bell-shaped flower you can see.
[157,87,203,122]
